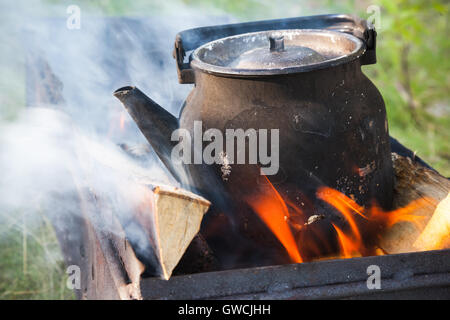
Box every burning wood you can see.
[65,181,210,299]
[241,152,449,264]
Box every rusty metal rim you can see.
[140,249,450,300]
[217,273,450,300]
[190,29,365,78]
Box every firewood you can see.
[69,135,212,279]
[135,184,211,280]
[413,193,450,251]
[173,233,219,275]
[379,153,450,254]
[26,54,65,106]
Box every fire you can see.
[369,198,428,229]
[107,110,127,138]
[317,186,430,258]
[316,188,366,257]
[316,188,365,243]
[246,178,434,264]
[119,111,126,131]
[246,176,303,263]
[332,223,361,259]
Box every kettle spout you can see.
[113,86,181,182]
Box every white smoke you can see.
[0,0,318,286]
[0,0,234,282]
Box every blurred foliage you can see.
[362,0,449,175]
[0,213,74,300]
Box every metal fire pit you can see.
[141,249,450,300]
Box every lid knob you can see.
[269,36,285,52]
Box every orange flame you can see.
[332,223,362,259]
[119,112,126,131]
[245,180,434,264]
[317,186,430,258]
[317,188,365,243]
[370,198,428,229]
[246,176,303,263]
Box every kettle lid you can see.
[191,29,365,77]
[230,36,327,70]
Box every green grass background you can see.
[0,0,448,299]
